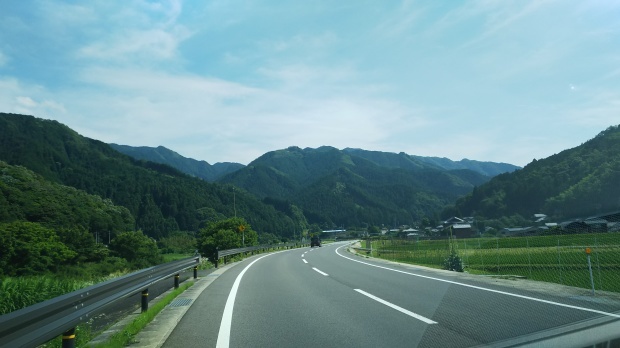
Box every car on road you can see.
[310,236,321,247]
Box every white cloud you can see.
[0,51,8,67]
[1,0,618,167]
[77,27,190,62]
[16,96,37,107]
[0,78,67,119]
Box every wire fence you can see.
[366,232,620,293]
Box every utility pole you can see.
[233,187,237,218]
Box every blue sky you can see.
[1,0,619,167]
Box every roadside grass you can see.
[161,253,193,262]
[369,233,620,293]
[92,281,194,348]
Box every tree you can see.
[0,221,76,276]
[110,230,162,268]
[368,225,381,235]
[158,231,197,254]
[196,217,258,262]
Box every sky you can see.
[1,1,619,167]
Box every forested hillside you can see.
[342,148,520,176]
[219,146,492,228]
[0,161,134,232]
[0,113,302,239]
[109,144,243,182]
[450,125,620,220]
[0,161,137,276]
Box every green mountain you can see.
[219,146,494,227]
[109,144,243,182]
[0,161,136,274]
[450,125,620,221]
[0,160,134,234]
[0,113,302,239]
[343,148,520,176]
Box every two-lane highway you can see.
[163,242,620,347]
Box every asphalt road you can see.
[163,242,620,348]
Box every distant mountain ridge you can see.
[111,144,520,185]
[451,125,620,221]
[217,146,499,227]
[0,113,304,239]
[109,144,243,182]
[110,143,521,227]
[342,148,520,177]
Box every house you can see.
[444,217,465,225]
[560,221,589,233]
[450,223,475,238]
[500,227,536,236]
[533,214,547,223]
[584,217,608,233]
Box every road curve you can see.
[163,242,620,348]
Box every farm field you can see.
[367,233,620,293]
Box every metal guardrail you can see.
[216,242,308,266]
[351,247,372,252]
[0,256,199,348]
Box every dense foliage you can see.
[219,146,494,228]
[0,161,134,233]
[0,113,302,240]
[109,231,162,268]
[449,125,620,221]
[0,221,76,276]
[196,217,258,262]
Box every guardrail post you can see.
[141,289,149,312]
[194,265,198,279]
[62,327,76,348]
[174,274,180,289]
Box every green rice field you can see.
[367,233,620,293]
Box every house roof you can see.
[452,224,471,229]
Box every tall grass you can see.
[0,276,95,315]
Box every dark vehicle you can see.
[310,236,321,247]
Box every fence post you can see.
[595,237,603,291]
[464,240,468,267]
[586,247,595,295]
[557,239,563,284]
[61,327,76,348]
[141,289,149,312]
[479,238,485,273]
[496,237,500,273]
[527,237,532,279]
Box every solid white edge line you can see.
[336,244,620,319]
[312,267,328,276]
[216,250,288,348]
[355,289,437,324]
[303,259,308,264]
